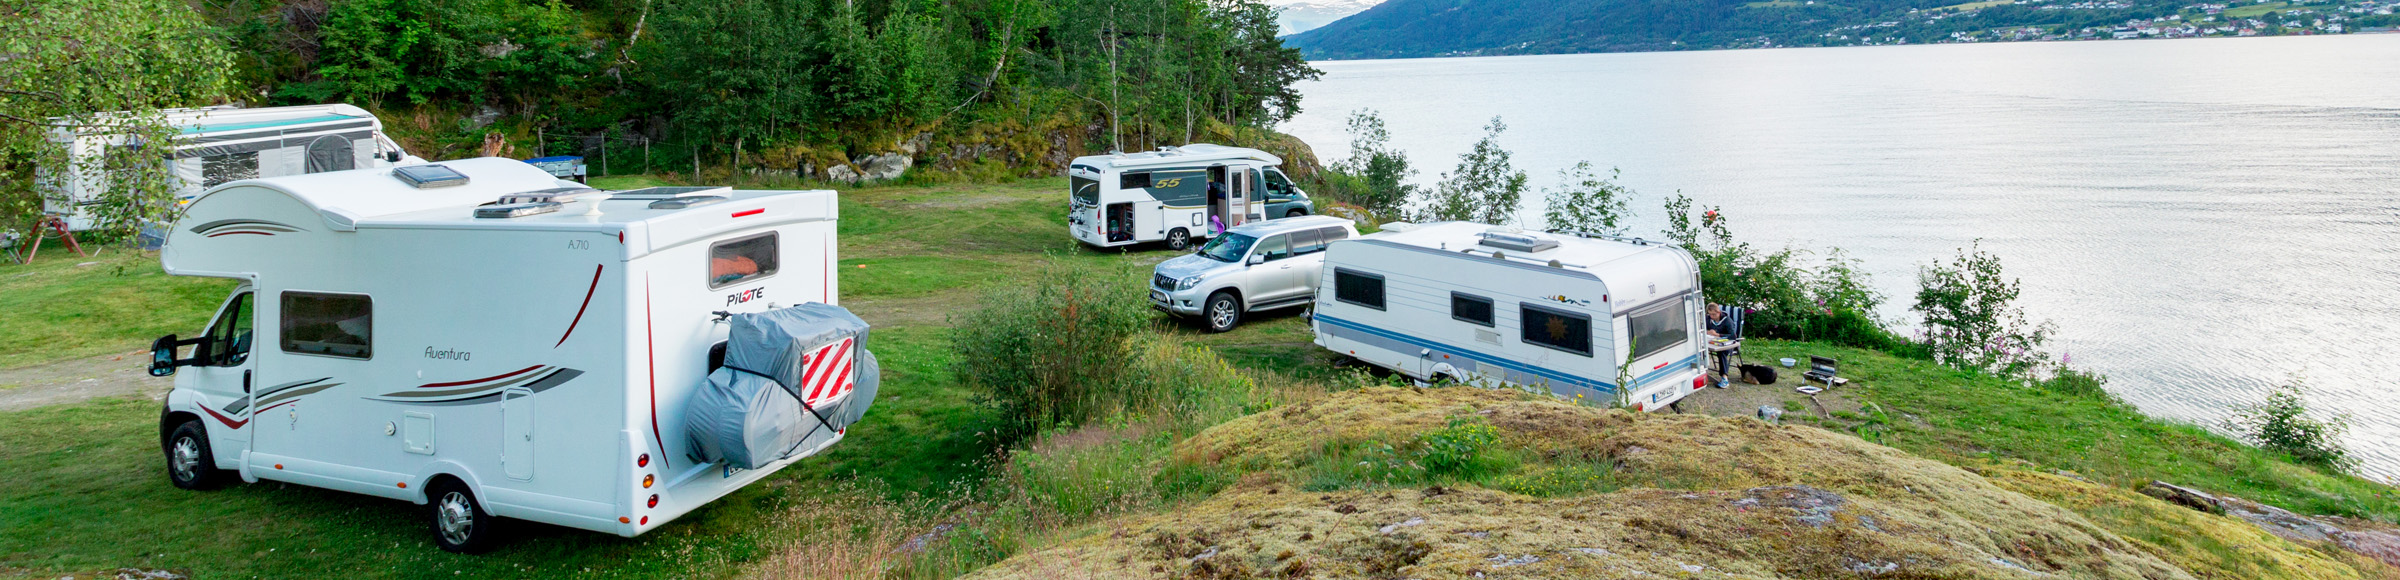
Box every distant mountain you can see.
[1284,0,2380,60]
[1271,0,1387,35]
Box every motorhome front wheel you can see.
[1166,228,1192,251]
[163,420,226,490]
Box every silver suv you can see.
[1151,216,1358,332]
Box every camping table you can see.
[1707,339,1742,386]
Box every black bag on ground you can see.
[1740,364,1778,385]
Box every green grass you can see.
[1932,0,2016,11]
[2225,2,2288,17]
[2,172,2394,579]
[0,245,234,369]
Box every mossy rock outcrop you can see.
[966,386,2394,579]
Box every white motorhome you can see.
[1309,222,1710,411]
[146,157,869,552]
[1067,144,1315,251]
[45,104,421,230]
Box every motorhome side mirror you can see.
[149,335,178,377]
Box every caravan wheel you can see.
[1165,228,1192,251]
[428,479,501,553]
[164,420,226,490]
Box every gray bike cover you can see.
[686,303,880,469]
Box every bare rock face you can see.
[824,164,861,183]
[2148,479,2400,570]
[858,153,911,181]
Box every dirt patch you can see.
[0,350,170,412]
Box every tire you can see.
[1204,292,1242,333]
[1286,209,1306,218]
[1165,228,1192,251]
[428,479,502,554]
[164,419,226,490]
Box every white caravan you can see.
[1067,144,1314,251]
[1310,222,1710,411]
[45,104,421,230]
[146,157,868,552]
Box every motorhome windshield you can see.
[1196,233,1256,262]
[1071,175,1100,205]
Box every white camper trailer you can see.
[1067,144,1314,251]
[145,158,875,552]
[1310,222,1710,411]
[45,104,421,230]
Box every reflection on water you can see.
[1285,35,2400,481]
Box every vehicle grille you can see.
[1154,274,1178,291]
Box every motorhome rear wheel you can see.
[429,479,500,553]
[1166,228,1191,251]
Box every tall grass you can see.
[949,257,1155,440]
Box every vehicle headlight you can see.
[1179,275,1204,290]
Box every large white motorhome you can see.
[44,104,422,230]
[146,157,873,552]
[1310,222,1710,411]
[1067,144,1315,251]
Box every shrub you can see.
[1416,416,1502,476]
[2039,365,2115,402]
[1418,116,1528,225]
[1912,240,2053,378]
[1313,109,1421,217]
[2230,378,2357,473]
[1659,196,1910,352]
[1540,161,1634,236]
[950,257,1153,440]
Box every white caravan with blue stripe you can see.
[1310,222,1709,411]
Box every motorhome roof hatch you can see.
[473,201,562,219]
[392,164,469,189]
[497,186,601,205]
[612,186,731,200]
[649,196,727,210]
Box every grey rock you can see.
[860,153,911,181]
[467,106,504,129]
[825,164,861,182]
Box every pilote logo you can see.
[725,288,766,306]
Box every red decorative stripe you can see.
[556,264,605,348]
[418,364,543,389]
[731,208,764,218]
[1652,361,1671,370]
[206,231,273,238]
[200,405,248,429]
[255,399,299,413]
[645,273,667,468]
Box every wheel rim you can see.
[169,436,200,481]
[1169,231,1188,247]
[437,491,475,545]
[1209,299,1236,329]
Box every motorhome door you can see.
[191,290,258,449]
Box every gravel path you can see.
[0,350,171,412]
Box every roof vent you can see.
[610,186,731,200]
[474,201,561,219]
[497,186,600,205]
[1380,221,1419,232]
[392,164,468,189]
[1477,231,1559,253]
[649,196,727,210]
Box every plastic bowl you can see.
[1780,358,1797,368]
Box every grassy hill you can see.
[0,175,2393,579]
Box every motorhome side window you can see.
[1120,172,1152,189]
[1333,269,1385,310]
[1451,293,1495,327]
[281,292,372,359]
[709,232,779,289]
[207,292,255,366]
[1626,301,1690,361]
[1520,304,1593,356]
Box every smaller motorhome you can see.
[45,104,421,230]
[1310,222,1709,411]
[1067,144,1315,251]
[147,158,874,552]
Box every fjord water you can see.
[1283,34,2400,481]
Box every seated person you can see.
[1705,304,1737,386]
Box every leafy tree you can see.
[1323,108,1419,216]
[1540,161,1634,236]
[1912,240,2052,377]
[316,0,423,104]
[0,0,232,236]
[1421,116,1527,224]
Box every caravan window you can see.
[1451,293,1494,327]
[1626,301,1689,362]
[202,153,260,188]
[1520,304,1592,357]
[1333,268,1385,310]
[709,232,780,289]
[282,292,372,360]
